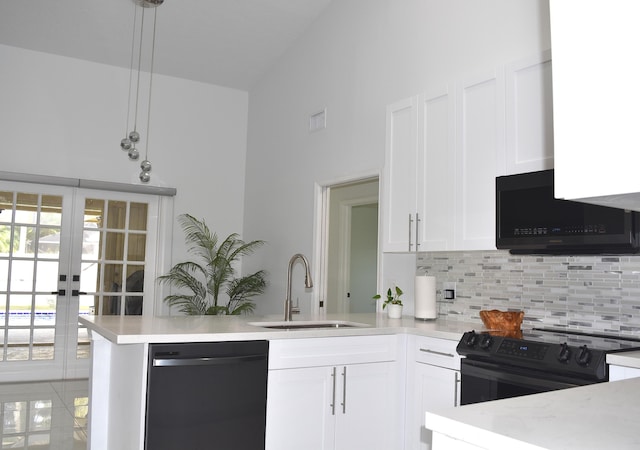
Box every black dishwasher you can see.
[145,340,269,450]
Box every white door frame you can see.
[313,171,381,316]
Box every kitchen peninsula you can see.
[425,376,640,450]
[79,313,475,450]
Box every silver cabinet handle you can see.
[341,366,347,414]
[415,212,420,250]
[330,367,337,415]
[408,213,414,251]
[454,371,461,407]
[419,348,455,358]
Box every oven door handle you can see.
[462,360,581,392]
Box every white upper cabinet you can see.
[550,0,640,210]
[418,88,456,251]
[383,97,419,252]
[505,51,554,174]
[454,70,506,250]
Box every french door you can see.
[0,181,161,381]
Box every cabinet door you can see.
[454,70,505,250]
[505,51,554,174]
[265,366,335,450]
[408,363,460,450]
[417,88,455,251]
[383,97,419,252]
[334,362,400,450]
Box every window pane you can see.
[127,234,146,261]
[0,191,14,223]
[34,296,55,326]
[8,295,32,326]
[83,229,100,257]
[0,259,8,291]
[40,195,62,226]
[15,193,38,225]
[35,262,58,293]
[129,203,148,231]
[11,260,34,291]
[0,224,11,254]
[105,232,125,260]
[37,227,61,258]
[14,226,37,257]
[80,263,98,294]
[6,329,29,361]
[32,329,55,361]
[106,201,126,230]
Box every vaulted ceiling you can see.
[0,0,333,90]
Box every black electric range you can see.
[456,328,640,405]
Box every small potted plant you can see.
[373,286,403,319]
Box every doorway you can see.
[323,178,379,314]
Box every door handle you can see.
[341,366,347,414]
[408,214,414,251]
[330,367,337,415]
[454,371,461,407]
[415,212,420,250]
[72,290,87,296]
[51,289,66,296]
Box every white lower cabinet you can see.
[609,364,640,381]
[405,335,461,450]
[265,335,403,450]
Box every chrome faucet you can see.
[284,253,313,321]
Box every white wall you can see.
[0,44,249,268]
[243,0,551,314]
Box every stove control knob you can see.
[464,331,478,348]
[479,334,493,350]
[576,345,592,366]
[557,343,571,363]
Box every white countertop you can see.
[425,377,640,450]
[79,312,480,344]
[607,350,640,369]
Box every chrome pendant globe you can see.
[128,148,140,160]
[139,171,151,183]
[140,160,152,172]
[128,130,140,143]
[121,138,132,150]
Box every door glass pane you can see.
[129,203,148,231]
[128,234,146,261]
[37,227,61,259]
[106,201,126,230]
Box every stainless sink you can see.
[248,320,371,330]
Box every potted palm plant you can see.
[373,286,403,319]
[158,214,267,315]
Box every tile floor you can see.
[0,379,88,449]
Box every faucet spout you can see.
[284,253,313,321]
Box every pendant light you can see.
[119,0,164,183]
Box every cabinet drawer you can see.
[268,335,399,370]
[410,335,460,370]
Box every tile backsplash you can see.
[417,250,640,336]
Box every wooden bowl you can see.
[479,310,524,331]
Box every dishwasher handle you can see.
[153,353,267,367]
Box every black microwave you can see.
[496,169,640,254]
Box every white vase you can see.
[387,304,403,319]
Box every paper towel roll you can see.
[414,275,437,320]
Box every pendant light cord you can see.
[144,7,158,161]
[125,3,138,136]
[133,7,146,134]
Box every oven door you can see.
[460,358,593,405]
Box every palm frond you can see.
[158,214,267,315]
